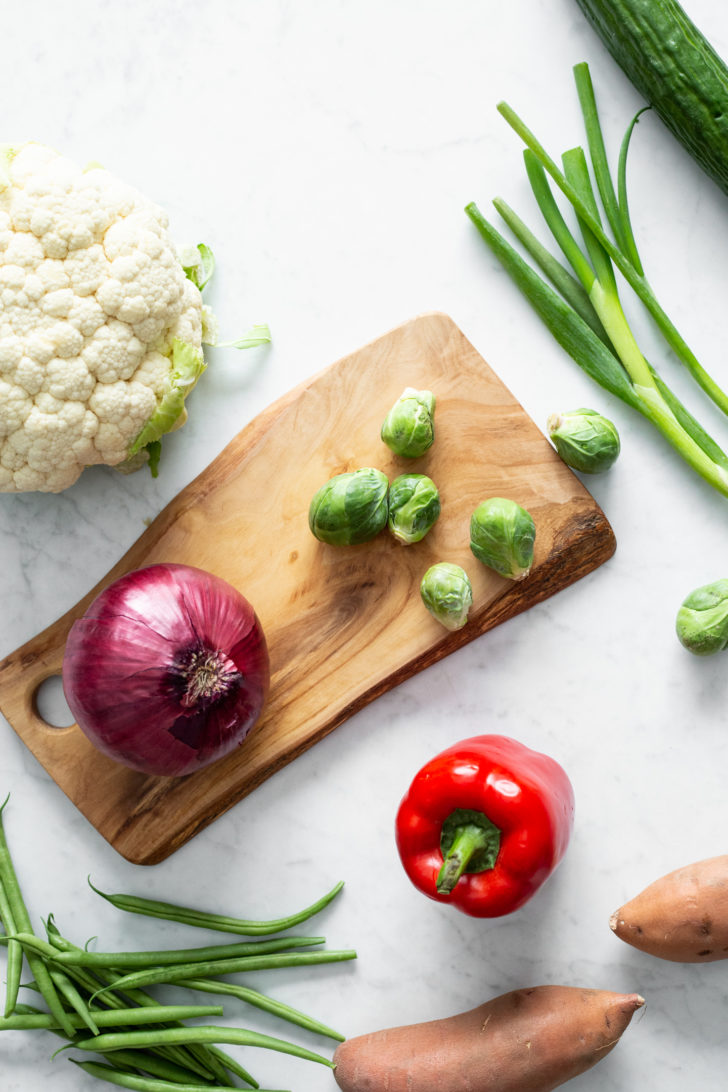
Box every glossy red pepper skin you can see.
[395,734,575,917]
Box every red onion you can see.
[62,563,270,778]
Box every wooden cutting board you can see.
[0,313,615,865]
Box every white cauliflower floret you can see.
[0,141,206,492]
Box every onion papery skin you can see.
[62,563,270,778]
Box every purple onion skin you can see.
[62,563,270,778]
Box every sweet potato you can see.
[610,854,728,962]
[333,985,644,1092]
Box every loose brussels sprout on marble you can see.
[388,473,441,545]
[381,387,436,458]
[547,408,620,473]
[470,497,535,580]
[676,578,728,656]
[420,562,473,631]
[308,468,389,545]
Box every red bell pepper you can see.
[395,734,575,917]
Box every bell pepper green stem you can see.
[437,824,493,894]
[436,808,502,895]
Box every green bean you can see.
[24,1015,226,1088]
[0,1003,224,1031]
[0,799,75,1037]
[14,1002,45,1015]
[80,1049,220,1086]
[32,943,232,1087]
[60,1023,335,1068]
[43,939,174,1016]
[0,813,350,1090]
[0,933,64,960]
[176,978,345,1041]
[47,965,99,1034]
[99,986,245,1086]
[59,960,257,1087]
[41,921,100,1033]
[205,1044,261,1087]
[175,1041,236,1089]
[50,964,239,1085]
[126,1047,237,1091]
[89,878,345,937]
[0,875,22,1017]
[4,931,325,968]
[71,1058,279,1092]
[91,949,358,1000]
[16,1000,233,1086]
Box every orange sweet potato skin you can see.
[610,854,728,962]
[332,985,644,1092]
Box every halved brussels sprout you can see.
[309,468,389,546]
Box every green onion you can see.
[467,61,728,498]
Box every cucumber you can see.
[575,0,728,194]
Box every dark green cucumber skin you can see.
[575,0,728,194]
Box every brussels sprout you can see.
[420,562,473,631]
[388,473,441,545]
[547,407,620,473]
[381,387,436,457]
[469,497,535,580]
[308,468,389,545]
[676,578,728,656]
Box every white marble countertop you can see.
[3,1,728,1089]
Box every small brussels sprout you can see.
[420,562,473,631]
[388,473,441,545]
[547,407,620,473]
[381,387,436,457]
[676,578,728,656]
[308,468,389,546]
[469,497,535,580]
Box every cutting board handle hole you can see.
[33,675,75,729]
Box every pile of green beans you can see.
[0,798,355,1091]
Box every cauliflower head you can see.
[0,142,206,493]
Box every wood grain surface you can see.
[0,313,616,864]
